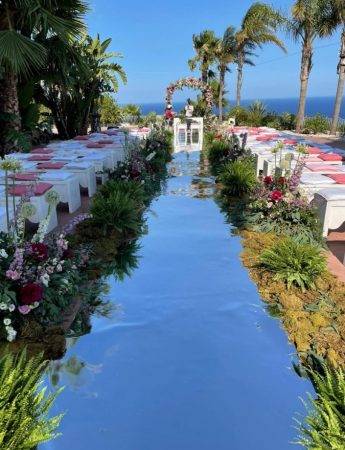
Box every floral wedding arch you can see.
[165,77,213,113]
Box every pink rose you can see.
[18,305,31,315]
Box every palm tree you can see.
[0,0,88,153]
[329,0,345,135]
[36,34,127,138]
[287,0,335,132]
[235,2,287,107]
[215,26,237,122]
[188,30,220,84]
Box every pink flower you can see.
[56,264,63,272]
[18,305,31,315]
[267,202,273,209]
[6,270,20,281]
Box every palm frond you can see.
[0,31,46,75]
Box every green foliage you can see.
[294,365,345,449]
[226,106,249,125]
[99,180,146,204]
[247,100,268,126]
[220,159,257,197]
[208,140,230,169]
[280,112,296,130]
[303,114,330,134]
[0,350,63,449]
[90,187,144,235]
[259,238,327,291]
[122,104,141,123]
[98,95,122,126]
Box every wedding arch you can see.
[165,77,213,113]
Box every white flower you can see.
[0,249,8,259]
[3,318,11,326]
[8,304,15,312]
[0,303,7,310]
[40,273,50,287]
[7,334,15,342]
[20,202,37,219]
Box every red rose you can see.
[264,176,272,185]
[271,190,283,202]
[20,283,43,305]
[31,243,48,262]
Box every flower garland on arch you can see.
[165,77,214,112]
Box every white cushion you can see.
[301,173,336,185]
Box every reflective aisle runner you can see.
[44,151,311,450]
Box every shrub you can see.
[259,238,327,291]
[99,180,146,204]
[294,365,345,449]
[303,114,330,134]
[280,112,296,130]
[0,350,63,449]
[90,190,144,235]
[208,140,230,169]
[220,159,257,197]
[226,106,249,125]
[247,100,268,127]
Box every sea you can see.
[136,96,345,118]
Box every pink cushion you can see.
[306,164,341,173]
[256,136,271,141]
[86,143,105,149]
[31,148,54,154]
[9,182,53,196]
[327,174,345,184]
[28,155,53,161]
[74,135,89,140]
[319,153,344,162]
[283,139,297,145]
[307,147,322,154]
[37,162,66,170]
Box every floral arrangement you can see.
[165,77,213,111]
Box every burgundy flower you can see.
[271,190,283,202]
[130,169,140,178]
[31,243,49,262]
[20,283,43,305]
[264,176,272,185]
[63,248,74,260]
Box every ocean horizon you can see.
[131,96,345,119]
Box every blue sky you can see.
[86,0,342,104]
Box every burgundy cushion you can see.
[97,140,114,144]
[31,148,54,154]
[9,182,53,196]
[74,135,89,140]
[319,153,344,161]
[86,143,105,148]
[28,155,53,161]
[11,172,39,181]
[37,162,66,169]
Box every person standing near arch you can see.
[184,98,194,144]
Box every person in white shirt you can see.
[185,99,194,142]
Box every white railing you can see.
[173,118,204,152]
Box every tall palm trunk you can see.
[331,27,345,136]
[0,70,20,157]
[296,42,312,132]
[218,66,225,123]
[236,52,244,107]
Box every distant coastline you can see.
[125,96,345,118]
